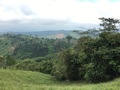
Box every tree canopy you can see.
[99,17,120,32]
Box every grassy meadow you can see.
[0,69,120,90]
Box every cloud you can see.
[19,5,35,16]
[78,0,99,3]
[0,0,95,23]
[109,0,120,2]
[0,19,76,32]
[0,0,120,31]
[0,19,99,32]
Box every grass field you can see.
[0,69,120,90]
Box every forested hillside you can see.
[0,17,120,84]
[0,33,77,59]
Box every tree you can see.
[0,56,4,67]
[99,17,120,32]
[82,33,120,82]
[66,35,73,43]
[60,49,80,81]
[5,55,15,67]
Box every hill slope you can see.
[0,33,73,59]
[0,69,120,90]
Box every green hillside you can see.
[0,36,12,55]
[0,69,120,90]
[0,33,74,59]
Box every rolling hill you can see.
[0,69,120,90]
[0,30,95,59]
[0,33,74,59]
[0,30,81,39]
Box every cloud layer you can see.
[0,0,120,31]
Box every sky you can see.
[0,0,120,32]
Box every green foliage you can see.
[66,35,73,43]
[52,17,120,82]
[35,60,53,74]
[84,63,107,83]
[62,49,80,80]
[0,33,74,60]
[51,59,67,80]
[82,33,120,82]
[0,17,120,84]
[15,58,53,74]
[80,29,99,37]
[52,49,80,81]
[0,55,15,68]
[5,55,15,67]
[15,59,37,71]
[99,17,120,32]
[53,39,70,53]
[0,56,4,67]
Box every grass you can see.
[0,69,120,90]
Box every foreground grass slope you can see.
[0,69,120,90]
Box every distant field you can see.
[0,69,120,90]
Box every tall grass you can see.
[0,69,120,90]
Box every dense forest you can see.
[0,17,120,83]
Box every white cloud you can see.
[0,0,120,24]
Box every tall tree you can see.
[99,17,120,32]
[60,49,80,81]
[0,56,4,67]
[5,55,15,67]
[66,35,73,43]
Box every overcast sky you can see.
[0,0,120,32]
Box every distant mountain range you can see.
[0,21,99,32]
[0,22,102,39]
[0,30,83,39]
